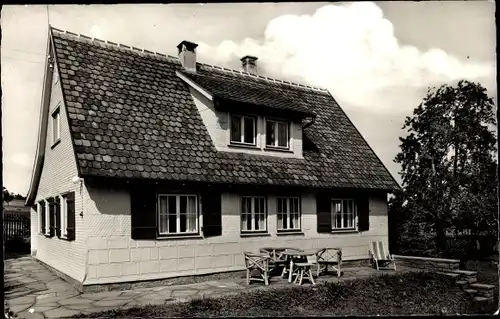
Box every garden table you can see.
[283,249,318,283]
[260,247,302,275]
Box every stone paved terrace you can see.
[4,256,418,319]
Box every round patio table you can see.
[282,249,318,283]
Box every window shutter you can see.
[201,191,222,237]
[55,196,61,237]
[48,198,55,237]
[131,185,157,240]
[66,192,76,241]
[316,194,332,233]
[40,201,46,234]
[357,195,370,232]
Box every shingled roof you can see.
[49,27,399,191]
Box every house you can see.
[25,26,399,290]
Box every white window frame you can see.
[157,194,199,235]
[331,199,357,230]
[37,202,43,234]
[240,196,267,233]
[277,197,301,231]
[52,106,61,145]
[265,119,290,149]
[44,200,50,236]
[230,114,257,146]
[59,195,68,238]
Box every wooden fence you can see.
[3,213,30,254]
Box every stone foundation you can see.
[393,255,460,271]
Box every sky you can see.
[1,2,497,196]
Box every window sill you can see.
[51,139,61,149]
[228,143,258,150]
[277,231,304,236]
[156,234,203,240]
[240,232,271,238]
[264,147,293,153]
[331,229,359,234]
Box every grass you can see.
[72,271,497,317]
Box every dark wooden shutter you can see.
[201,191,222,237]
[131,184,157,240]
[357,195,370,232]
[317,194,332,233]
[40,201,46,234]
[48,198,55,237]
[55,196,61,237]
[66,192,76,241]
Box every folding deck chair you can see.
[368,241,396,271]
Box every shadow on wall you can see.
[85,181,132,237]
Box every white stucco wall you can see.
[84,186,388,285]
[189,87,303,159]
[31,63,87,283]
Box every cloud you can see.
[10,153,32,168]
[197,2,495,113]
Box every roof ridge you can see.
[50,26,328,93]
[50,26,179,62]
[197,62,328,93]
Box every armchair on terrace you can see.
[369,241,396,271]
[244,252,271,285]
[316,247,342,278]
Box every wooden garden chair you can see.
[369,241,396,271]
[244,252,271,285]
[293,253,317,285]
[316,247,342,278]
[259,248,287,275]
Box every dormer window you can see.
[230,114,256,145]
[266,119,289,149]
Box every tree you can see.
[390,80,497,258]
[3,187,14,203]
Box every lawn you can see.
[73,272,497,317]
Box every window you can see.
[158,195,198,235]
[59,195,68,237]
[266,119,289,148]
[44,200,50,235]
[241,196,267,232]
[331,199,356,230]
[52,107,61,145]
[38,201,45,234]
[230,114,256,145]
[277,197,300,231]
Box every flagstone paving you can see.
[5,256,416,318]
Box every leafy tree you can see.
[3,187,14,203]
[390,80,497,258]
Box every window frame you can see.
[157,194,199,236]
[331,198,357,231]
[240,196,268,233]
[44,199,50,236]
[51,106,61,147]
[276,197,301,231]
[59,194,68,238]
[37,201,44,234]
[265,118,290,149]
[229,113,257,146]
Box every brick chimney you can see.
[241,55,258,75]
[177,40,198,72]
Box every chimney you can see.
[240,55,258,74]
[177,40,198,72]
